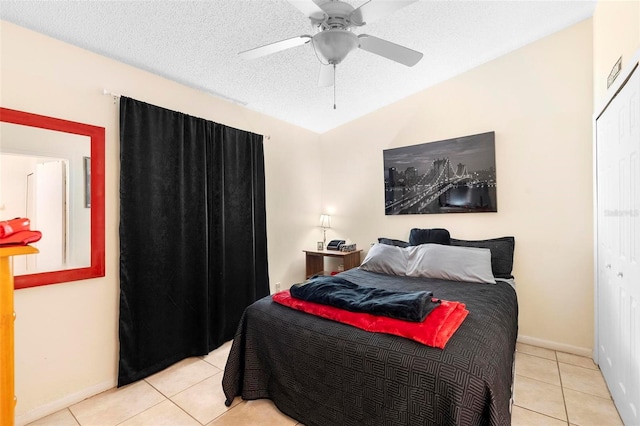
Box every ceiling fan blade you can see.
[351,0,417,25]
[318,64,334,87]
[239,35,312,60]
[287,0,326,20]
[358,34,423,67]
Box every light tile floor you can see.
[26,342,623,426]
[512,343,623,426]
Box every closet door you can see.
[596,64,640,426]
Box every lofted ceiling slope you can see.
[0,0,595,133]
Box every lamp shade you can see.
[312,30,359,64]
[319,214,331,228]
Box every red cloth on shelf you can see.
[0,230,42,246]
[0,218,41,246]
[272,290,468,349]
[0,217,31,238]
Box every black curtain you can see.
[118,97,269,387]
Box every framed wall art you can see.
[384,131,497,215]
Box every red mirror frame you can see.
[0,107,105,289]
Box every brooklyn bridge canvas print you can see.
[384,132,497,215]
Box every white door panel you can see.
[596,64,640,425]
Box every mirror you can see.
[0,107,105,289]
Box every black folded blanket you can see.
[289,276,441,322]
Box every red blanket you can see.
[272,290,468,349]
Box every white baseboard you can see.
[517,335,594,359]
[15,379,115,426]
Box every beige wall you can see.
[593,0,640,108]
[1,20,320,424]
[320,20,594,354]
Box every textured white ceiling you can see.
[0,0,595,133]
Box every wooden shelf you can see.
[1,245,39,426]
[0,245,39,258]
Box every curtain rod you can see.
[103,89,120,105]
[103,88,247,107]
[102,89,270,140]
[103,89,121,98]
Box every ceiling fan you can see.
[239,0,423,99]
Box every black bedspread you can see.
[222,269,518,425]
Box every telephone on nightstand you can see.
[326,240,345,251]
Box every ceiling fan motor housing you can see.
[315,0,359,30]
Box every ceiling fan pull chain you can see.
[333,64,337,110]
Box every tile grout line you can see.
[144,374,218,425]
[143,378,173,400]
[554,351,571,426]
[516,348,557,362]
[168,399,206,426]
[560,385,618,401]
[112,399,166,426]
[515,405,572,424]
[68,407,81,426]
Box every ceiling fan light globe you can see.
[313,30,358,64]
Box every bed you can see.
[222,231,518,425]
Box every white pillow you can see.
[406,244,496,284]
[359,243,408,276]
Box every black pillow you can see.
[450,236,515,279]
[377,237,409,248]
[408,228,451,246]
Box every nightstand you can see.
[303,249,362,278]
